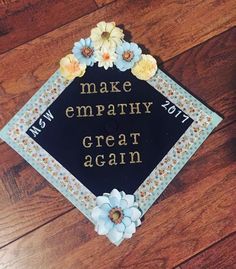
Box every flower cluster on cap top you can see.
[91,189,142,245]
[59,21,158,80]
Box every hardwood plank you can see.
[0,185,73,248]
[0,0,97,54]
[0,143,74,248]
[162,27,236,132]
[0,28,235,248]
[179,233,236,269]
[157,117,236,202]
[0,142,46,206]
[94,0,115,7]
[0,0,235,126]
[0,159,235,269]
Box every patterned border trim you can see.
[0,68,222,245]
[134,69,222,214]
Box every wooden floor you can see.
[0,1,235,268]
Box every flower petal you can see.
[107,227,123,244]
[119,199,128,210]
[124,222,136,234]
[100,203,111,213]
[123,232,133,239]
[109,196,120,207]
[105,22,116,33]
[135,219,142,227]
[123,208,132,218]
[120,191,126,198]
[130,207,142,221]
[96,196,110,206]
[123,42,130,50]
[97,218,113,235]
[122,216,132,227]
[124,194,134,207]
[97,21,107,31]
[115,222,125,232]
[109,189,121,201]
[91,207,106,222]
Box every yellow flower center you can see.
[102,52,110,61]
[81,47,93,58]
[109,207,123,224]
[122,50,134,62]
[101,31,110,40]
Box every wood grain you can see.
[0,154,235,269]
[157,115,236,203]
[0,143,74,248]
[0,142,46,206]
[0,0,235,127]
[179,233,236,269]
[0,185,73,248]
[0,0,97,53]
[94,0,115,7]
[0,27,235,249]
[163,27,236,132]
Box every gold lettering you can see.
[110,81,121,93]
[119,153,126,164]
[108,153,118,166]
[123,81,132,92]
[107,104,116,116]
[106,135,115,147]
[95,135,104,147]
[96,105,105,116]
[100,82,108,93]
[129,151,142,163]
[80,83,97,94]
[65,107,74,118]
[76,106,94,117]
[130,133,140,145]
[117,103,127,115]
[82,136,92,148]
[84,155,93,167]
[143,102,153,113]
[96,155,105,166]
[129,103,141,114]
[118,134,127,146]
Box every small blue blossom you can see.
[72,38,96,66]
[91,189,142,245]
[115,42,142,71]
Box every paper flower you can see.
[90,21,124,50]
[131,54,158,80]
[59,54,86,80]
[72,38,96,66]
[95,47,116,70]
[91,189,142,245]
[115,42,142,71]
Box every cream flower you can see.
[131,54,158,80]
[59,54,86,80]
[95,47,116,70]
[90,21,124,50]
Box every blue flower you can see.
[91,189,142,245]
[72,38,96,66]
[115,42,142,71]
